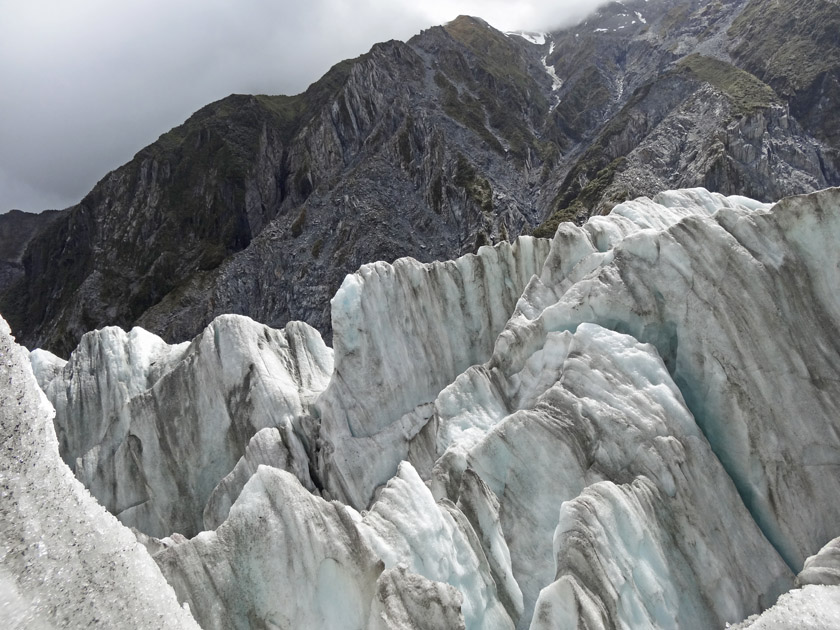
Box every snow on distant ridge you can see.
[506,31,546,45]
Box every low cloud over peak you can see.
[0,0,608,213]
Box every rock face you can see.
[534,0,840,234]
[0,208,62,294]
[0,316,199,629]
[23,186,840,628]
[3,0,840,356]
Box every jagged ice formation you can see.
[0,318,200,628]
[10,186,840,628]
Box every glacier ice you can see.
[733,535,840,628]
[313,236,550,508]
[495,187,840,571]
[367,565,466,630]
[155,463,514,630]
[11,186,840,628]
[202,425,318,530]
[797,537,840,588]
[433,323,791,628]
[730,586,840,629]
[31,314,333,538]
[155,465,384,630]
[0,316,199,628]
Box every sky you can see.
[0,0,608,213]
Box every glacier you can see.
[5,186,840,628]
[0,318,199,629]
[30,315,332,538]
[313,236,550,509]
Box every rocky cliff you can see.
[0,208,63,294]
[3,0,840,356]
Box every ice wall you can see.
[314,236,551,508]
[155,463,514,630]
[495,187,840,571]
[31,315,333,538]
[0,316,200,629]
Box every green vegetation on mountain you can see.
[537,49,785,238]
[678,55,780,114]
[435,72,503,154]
[729,0,840,147]
[454,154,493,213]
[444,16,535,95]
[438,16,548,165]
[730,0,840,94]
[534,157,627,238]
[551,67,612,144]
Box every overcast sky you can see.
[0,0,608,213]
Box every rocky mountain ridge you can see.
[2,0,840,356]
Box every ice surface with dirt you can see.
[313,236,550,508]
[0,317,199,629]
[31,315,332,538]
[9,187,840,628]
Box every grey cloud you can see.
[0,0,607,213]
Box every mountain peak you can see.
[1,0,838,360]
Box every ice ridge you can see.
[14,186,840,628]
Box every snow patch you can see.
[506,31,546,45]
[541,37,562,110]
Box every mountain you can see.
[7,185,840,628]
[0,208,63,293]
[2,0,840,357]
